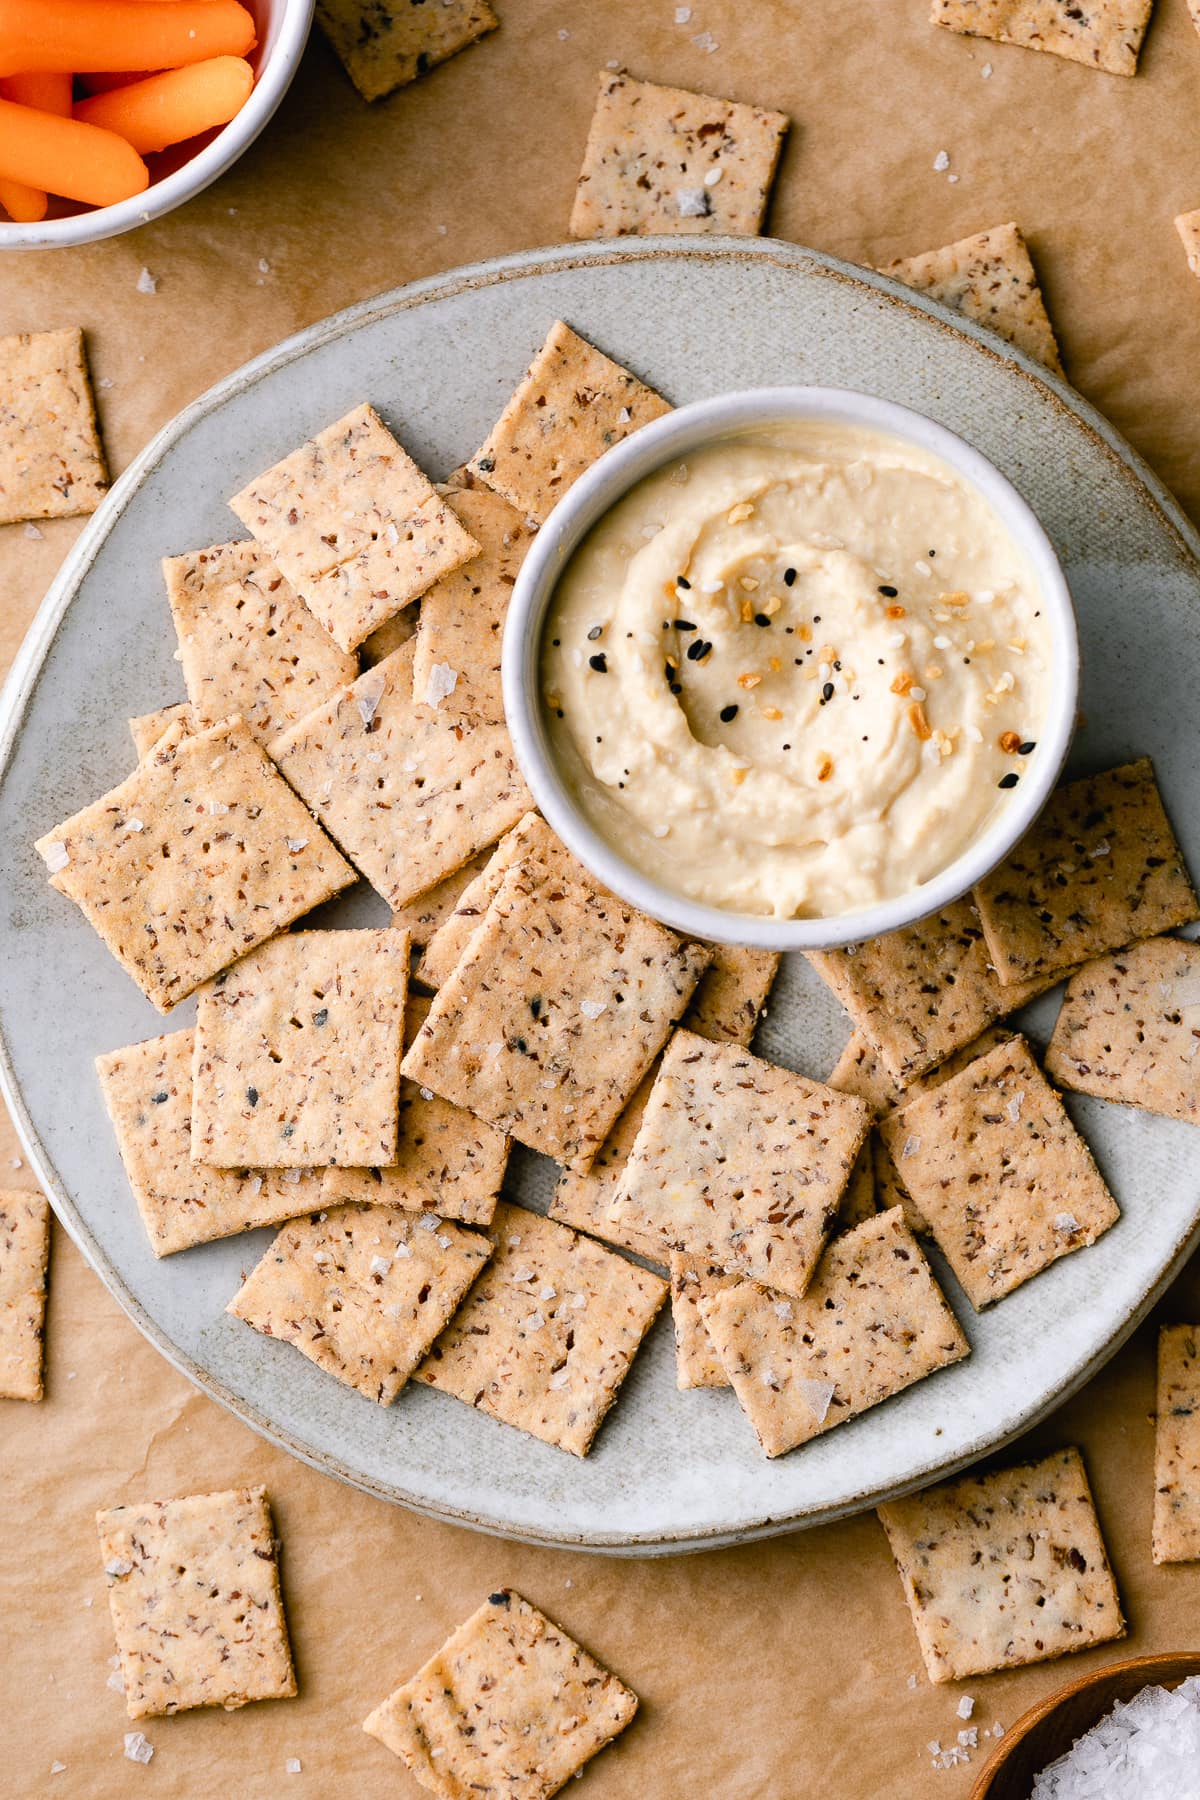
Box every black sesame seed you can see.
[669,681,683,695]
[754,613,771,628]
[312,1008,328,1027]
[150,1090,168,1105]
[720,704,738,722]
[488,1592,510,1608]
[282,1122,294,1138]
[676,575,691,589]
[551,638,560,647]
[998,772,1020,789]
[530,996,542,1018]
[588,652,608,673]
[246,1087,258,1107]
[783,567,797,586]
[674,619,697,631]
[686,639,711,662]
[822,682,835,701]
[586,624,603,641]
[1019,741,1037,755]
[878,584,898,598]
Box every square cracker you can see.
[608,1029,871,1297]
[930,0,1153,76]
[468,320,671,524]
[192,928,408,1169]
[164,538,357,743]
[411,487,534,725]
[128,701,194,761]
[419,809,558,991]
[362,1589,637,1798]
[973,759,1200,984]
[268,640,531,909]
[877,1447,1125,1682]
[415,1202,667,1456]
[1153,1324,1200,1563]
[569,70,788,241]
[669,1252,738,1390]
[229,402,480,653]
[0,1189,50,1401]
[880,222,1062,373]
[228,1201,492,1404]
[403,861,709,1170]
[316,0,496,103]
[35,717,355,1012]
[1045,936,1200,1122]
[879,1035,1119,1308]
[97,1485,296,1718]
[320,992,509,1226]
[827,1032,905,1115]
[0,327,108,523]
[395,849,492,953]
[96,1030,324,1257]
[1177,209,1200,280]
[701,1208,969,1456]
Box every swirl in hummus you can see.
[541,422,1052,919]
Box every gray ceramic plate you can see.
[3,239,1199,1555]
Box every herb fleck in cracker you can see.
[415,1202,667,1456]
[35,717,356,1012]
[878,1448,1125,1682]
[411,487,534,725]
[229,402,480,652]
[930,0,1154,76]
[164,538,357,742]
[701,1208,969,1456]
[881,222,1062,372]
[0,1188,50,1402]
[1176,209,1200,280]
[609,1029,870,1296]
[879,1035,1119,1308]
[96,1030,324,1256]
[268,640,531,909]
[317,0,497,103]
[468,320,671,524]
[192,929,408,1169]
[1153,1325,1200,1564]
[1045,936,1200,1122]
[973,758,1199,984]
[363,1588,637,1797]
[0,327,108,524]
[228,1201,492,1404]
[569,70,788,240]
[97,1486,296,1718]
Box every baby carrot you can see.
[0,73,71,223]
[0,0,256,77]
[75,56,253,153]
[0,98,148,205]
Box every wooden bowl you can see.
[969,1652,1200,1798]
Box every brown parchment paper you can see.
[5,2,1200,1794]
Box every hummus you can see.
[540,421,1052,920]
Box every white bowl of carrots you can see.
[0,0,313,247]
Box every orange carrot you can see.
[0,97,148,205]
[0,0,256,77]
[75,55,252,152]
[0,73,71,223]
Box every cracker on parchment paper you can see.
[1177,209,1200,279]
[316,0,497,104]
[0,326,108,524]
[0,1188,50,1401]
[1153,1324,1200,1564]
[930,0,1154,77]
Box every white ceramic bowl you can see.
[0,0,313,250]
[502,386,1080,952]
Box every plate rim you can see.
[3,233,1199,1555]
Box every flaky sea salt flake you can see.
[124,1732,154,1765]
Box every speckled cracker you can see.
[0,327,108,524]
[1045,937,1200,1122]
[1153,1324,1200,1563]
[827,1032,905,1114]
[420,810,559,991]
[974,759,1199,984]
[808,898,1019,1085]
[317,0,497,103]
[879,1035,1119,1308]
[878,1448,1125,1682]
[320,993,509,1226]
[609,1030,871,1296]
[881,222,1062,372]
[165,538,357,742]
[683,945,780,1045]
[269,641,531,909]
[0,1189,50,1401]
[397,850,492,955]
[36,717,356,1012]
[569,70,788,241]
[404,861,708,1170]
[411,487,533,725]
[361,599,420,666]
[229,403,480,653]
[193,929,408,1169]
[930,0,1153,74]
[838,1143,877,1230]
[468,320,671,524]
[96,1030,323,1256]
[415,1202,667,1455]
[1177,209,1200,279]
[701,1208,969,1457]
[669,1252,737,1390]
[363,1589,637,1797]
[229,1201,491,1404]
[97,1485,296,1719]
[128,702,194,760]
